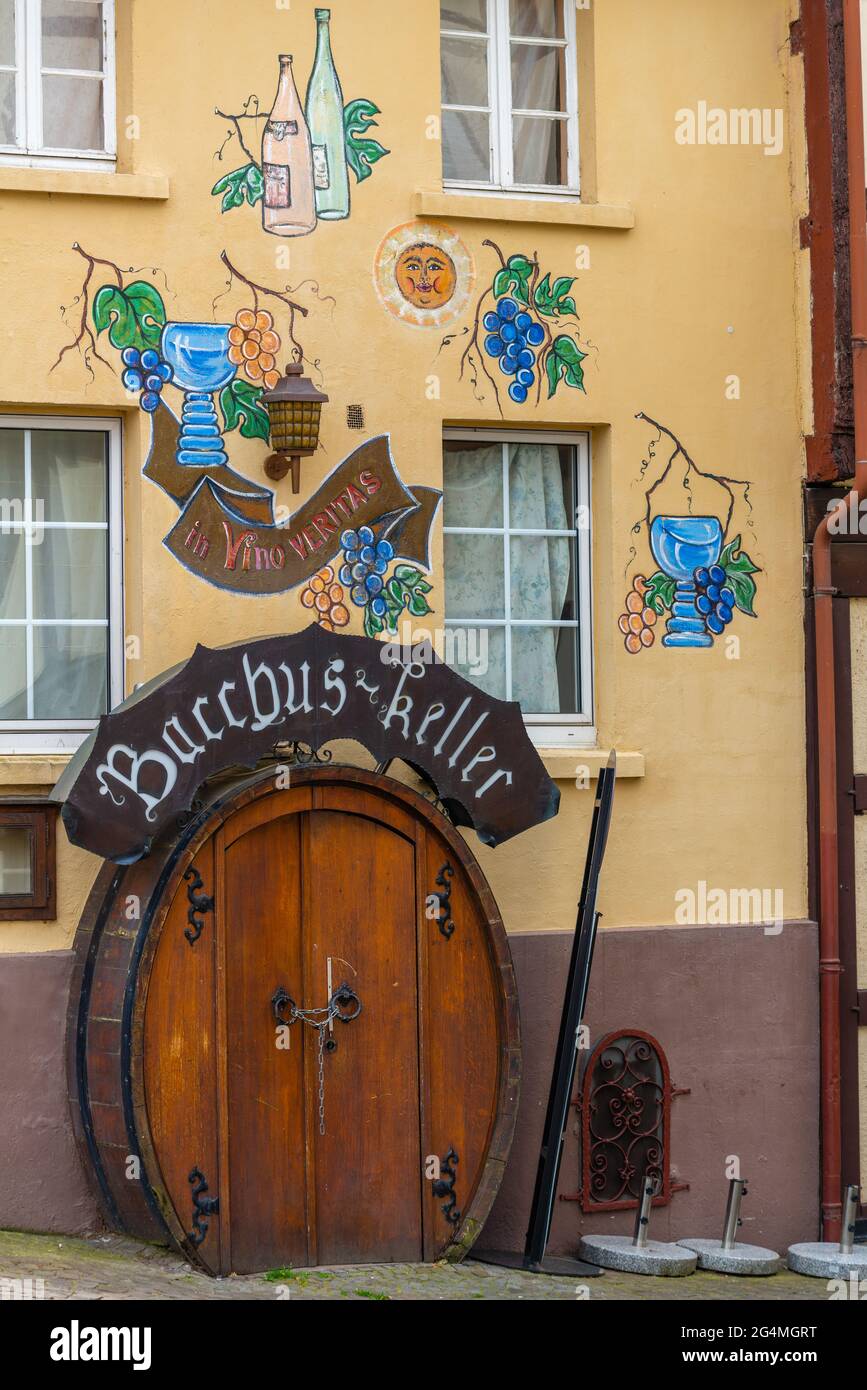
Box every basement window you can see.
[0,802,56,920]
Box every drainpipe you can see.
[812,0,867,1242]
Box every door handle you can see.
[271,985,296,1026]
[330,982,362,1023]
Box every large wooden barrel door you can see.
[136,770,518,1275]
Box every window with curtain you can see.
[443,431,592,742]
[0,0,116,167]
[0,418,122,752]
[440,0,579,192]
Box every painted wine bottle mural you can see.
[306,8,350,221]
[212,12,389,239]
[262,54,317,237]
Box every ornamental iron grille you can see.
[567,1029,689,1213]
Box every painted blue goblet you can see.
[161,323,236,467]
[650,516,724,648]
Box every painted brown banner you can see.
[52,627,561,862]
[144,408,441,593]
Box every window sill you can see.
[538,749,645,780]
[0,756,71,789]
[414,188,634,230]
[0,167,170,200]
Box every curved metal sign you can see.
[52,626,560,862]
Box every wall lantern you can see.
[262,360,329,493]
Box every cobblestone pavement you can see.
[0,1229,832,1301]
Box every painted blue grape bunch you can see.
[694,564,735,637]
[482,297,546,404]
[340,527,395,622]
[121,347,172,413]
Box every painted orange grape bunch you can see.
[228,308,282,389]
[618,574,658,654]
[300,567,351,632]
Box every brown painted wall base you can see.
[0,920,820,1254]
[484,922,821,1257]
[0,951,103,1235]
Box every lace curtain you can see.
[444,440,571,712]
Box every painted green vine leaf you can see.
[364,564,433,637]
[492,254,534,306]
[720,534,760,616]
[92,281,166,352]
[644,571,677,615]
[545,334,586,397]
[534,273,578,319]
[344,99,390,183]
[219,379,270,442]
[212,162,264,212]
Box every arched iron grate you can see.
[564,1029,689,1213]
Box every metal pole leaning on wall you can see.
[471,752,617,1277]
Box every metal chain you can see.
[288,999,340,1137]
[274,986,362,1138]
[316,1023,327,1136]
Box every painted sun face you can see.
[375,222,474,328]
[395,244,458,310]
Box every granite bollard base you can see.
[786,1243,867,1279]
[677,1239,782,1275]
[578,1235,697,1276]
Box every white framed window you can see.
[440,0,579,195]
[443,428,594,746]
[0,416,124,754]
[0,0,116,169]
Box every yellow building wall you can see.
[0,0,809,951]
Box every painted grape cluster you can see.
[339,526,395,620]
[336,526,433,638]
[482,297,547,404]
[300,566,350,631]
[694,565,735,637]
[121,347,172,414]
[228,308,282,388]
[457,246,587,410]
[618,574,658,653]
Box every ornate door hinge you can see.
[183,866,215,946]
[187,1167,219,1246]
[432,1147,461,1225]
[429,862,455,940]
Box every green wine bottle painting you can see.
[307,8,351,221]
[212,7,390,238]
